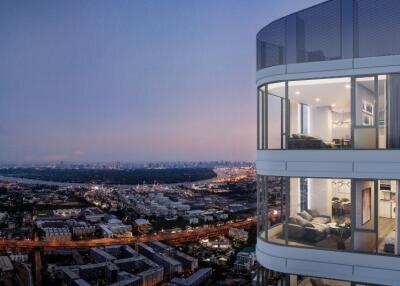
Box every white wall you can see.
[309,178,332,217]
[310,106,332,143]
[290,101,300,135]
[290,178,300,217]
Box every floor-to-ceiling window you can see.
[266,176,286,244]
[288,78,351,149]
[257,176,400,256]
[256,267,387,286]
[257,74,400,150]
[267,82,286,149]
[378,180,398,255]
[287,177,351,250]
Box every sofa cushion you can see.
[298,210,313,221]
[310,223,327,233]
[312,216,330,224]
[295,215,314,227]
[307,209,320,217]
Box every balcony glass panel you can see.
[257,18,286,70]
[293,0,341,64]
[355,0,400,58]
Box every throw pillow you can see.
[298,210,313,221]
[307,209,320,217]
[295,215,310,226]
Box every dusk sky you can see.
[0,0,323,163]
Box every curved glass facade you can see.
[256,267,384,286]
[258,175,400,256]
[256,0,400,70]
[257,74,400,150]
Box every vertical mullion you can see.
[285,176,289,245]
[374,180,379,253]
[375,76,379,149]
[300,104,304,133]
[264,88,268,149]
[351,179,355,251]
[351,77,355,149]
[256,176,262,237]
[264,176,268,241]
[386,75,389,149]
[285,81,290,149]
[260,89,264,149]
[257,90,260,150]
[281,98,284,149]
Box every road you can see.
[0,217,255,251]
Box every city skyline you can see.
[0,0,323,163]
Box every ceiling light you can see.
[295,91,300,95]
[345,84,351,89]
[331,103,336,107]
[315,98,320,102]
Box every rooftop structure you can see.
[60,245,163,286]
[0,256,13,272]
[170,268,212,286]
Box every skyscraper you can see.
[256,0,400,285]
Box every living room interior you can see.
[288,78,351,149]
[266,177,399,255]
